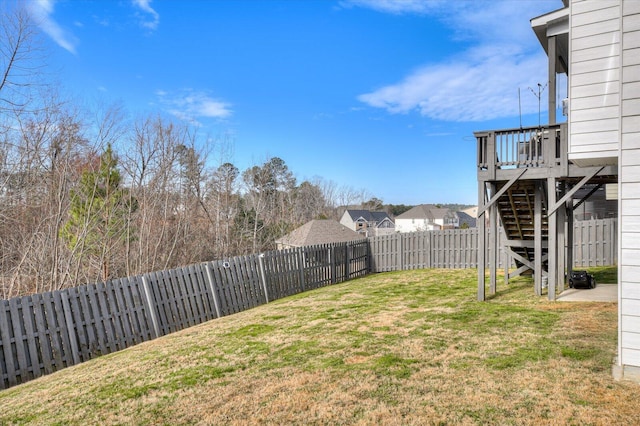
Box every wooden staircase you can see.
[496,180,548,272]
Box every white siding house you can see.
[395,205,459,233]
[538,0,640,382]
[618,0,640,382]
[569,1,621,167]
[339,210,395,237]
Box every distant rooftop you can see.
[276,219,363,248]
[396,204,452,220]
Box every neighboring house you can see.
[476,0,639,382]
[572,185,618,220]
[456,211,477,229]
[275,219,363,249]
[461,206,478,218]
[395,204,459,233]
[339,209,395,237]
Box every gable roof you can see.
[396,204,457,221]
[457,211,477,228]
[461,206,478,218]
[276,219,363,248]
[344,209,392,224]
[395,204,437,220]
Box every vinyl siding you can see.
[620,0,640,370]
[569,0,621,165]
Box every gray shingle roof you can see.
[345,209,392,224]
[395,204,440,220]
[276,220,363,248]
[457,211,477,228]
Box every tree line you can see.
[0,4,382,298]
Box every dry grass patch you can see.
[1,267,639,425]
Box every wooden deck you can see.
[475,124,617,301]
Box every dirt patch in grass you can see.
[1,268,638,425]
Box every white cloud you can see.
[157,90,233,124]
[27,0,78,54]
[350,0,561,122]
[359,48,548,122]
[132,0,160,30]
[340,0,445,15]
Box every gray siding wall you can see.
[619,0,640,371]
[569,0,621,166]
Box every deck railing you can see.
[476,124,567,175]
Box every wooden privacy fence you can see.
[572,218,617,267]
[368,218,618,272]
[0,240,368,390]
[0,219,615,390]
[369,228,480,271]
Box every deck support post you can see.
[534,182,543,296]
[548,35,557,125]
[548,177,558,301]
[478,180,486,301]
[504,243,510,287]
[557,181,567,294]
[489,182,498,295]
[567,185,574,279]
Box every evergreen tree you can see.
[61,145,137,280]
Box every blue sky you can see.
[26,0,565,205]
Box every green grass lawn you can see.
[1,267,638,425]
[583,265,618,283]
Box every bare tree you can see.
[0,1,44,116]
[0,94,92,297]
[292,180,328,223]
[241,157,296,252]
[209,162,239,258]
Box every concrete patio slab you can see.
[557,283,618,302]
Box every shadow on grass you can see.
[483,275,535,302]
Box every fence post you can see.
[428,231,433,268]
[204,263,222,318]
[329,246,336,284]
[399,234,404,271]
[60,290,80,365]
[141,275,160,339]
[258,253,270,303]
[297,248,306,292]
[345,244,350,280]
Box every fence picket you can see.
[204,263,222,318]
[77,285,97,359]
[210,262,229,315]
[31,293,54,375]
[184,266,203,324]
[86,283,108,355]
[0,299,16,388]
[9,298,31,383]
[54,291,75,368]
[228,259,245,312]
[59,291,80,365]
[121,277,145,344]
[155,271,175,335]
[141,275,160,339]
[224,261,241,313]
[178,268,196,328]
[94,283,116,354]
[67,287,89,362]
[21,296,41,383]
